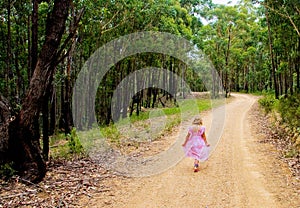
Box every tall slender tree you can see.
[7,0,72,182]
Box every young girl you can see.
[182,116,210,172]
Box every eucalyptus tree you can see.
[197,1,268,95]
[257,0,300,96]
[198,4,239,97]
[72,0,199,126]
[0,0,76,182]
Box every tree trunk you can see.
[27,14,32,82]
[63,45,75,133]
[49,87,56,135]
[59,66,65,130]
[0,95,13,165]
[8,0,71,183]
[297,36,300,93]
[42,92,49,161]
[6,0,12,98]
[152,88,158,108]
[15,33,22,100]
[224,24,232,97]
[265,8,279,99]
[31,0,39,79]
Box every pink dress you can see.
[183,125,210,161]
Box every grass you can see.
[49,128,85,159]
[96,98,219,146]
[51,96,226,158]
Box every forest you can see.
[0,0,299,184]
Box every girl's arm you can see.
[202,132,210,146]
[182,133,190,146]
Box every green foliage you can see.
[80,98,216,149]
[164,116,181,132]
[278,94,300,129]
[259,93,300,157]
[3,0,300,170]
[129,111,150,123]
[101,124,121,145]
[67,128,84,155]
[258,94,277,114]
[0,162,16,180]
[284,148,298,158]
[198,2,269,94]
[50,128,85,159]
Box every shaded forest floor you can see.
[0,93,299,207]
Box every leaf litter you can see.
[249,102,300,180]
[0,158,122,207]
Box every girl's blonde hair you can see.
[192,116,202,125]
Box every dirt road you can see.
[81,93,299,208]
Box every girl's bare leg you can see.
[194,160,199,172]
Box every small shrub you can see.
[278,94,300,128]
[50,128,85,159]
[67,128,84,155]
[0,162,16,180]
[284,148,298,158]
[101,125,121,145]
[258,94,277,114]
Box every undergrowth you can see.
[258,93,300,157]
[50,128,85,159]
[53,97,225,157]
[0,162,16,180]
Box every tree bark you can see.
[265,8,279,99]
[0,95,13,164]
[27,14,32,82]
[31,0,39,79]
[224,24,232,97]
[49,86,56,135]
[42,90,49,161]
[6,0,12,98]
[8,0,71,183]
[297,36,300,93]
